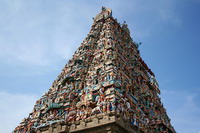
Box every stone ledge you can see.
[32,121,69,133]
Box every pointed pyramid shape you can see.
[14,7,176,133]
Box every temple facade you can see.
[14,7,176,133]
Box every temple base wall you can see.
[33,114,143,133]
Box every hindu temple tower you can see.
[14,7,176,133]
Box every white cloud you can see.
[161,89,200,133]
[0,91,38,133]
[0,0,93,67]
[0,42,51,66]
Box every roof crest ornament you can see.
[94,7,112,22]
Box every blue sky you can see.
[0,0,200,133]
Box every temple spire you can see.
[14,7,175,133]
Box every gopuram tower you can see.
[14,7,176,133]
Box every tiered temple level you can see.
[14,7,175,133]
